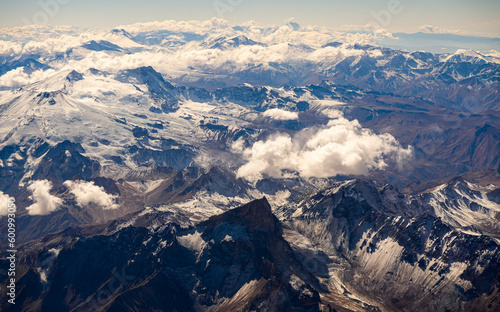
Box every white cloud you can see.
[262,109,299,120]
[0,191,11,216]
[0,25,82,43]
[26,180,63,215]
[0,19,393,87]
[483,50,500,64]
[0,26,136,58]
[236,111,413,181]
[119,18,231,35]
[419,25,463,35]
[0,40,23,55]
[306,45,365,63]
[0,68,57,88]
[337,24,394,38]
[63,180,118,209]
[117,18,346,48]
[58,40,376,82]
[0,68,30,87]
[21,30,124,55]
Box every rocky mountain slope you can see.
[2,180,499,311]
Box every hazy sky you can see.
[1,0,499,37]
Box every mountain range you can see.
[0,20,499,311]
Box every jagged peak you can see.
[66,70,83,82]
[201,197,277,233]
[116,66,174,89]
[110,28,134,39]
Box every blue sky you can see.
[1,0,499,37]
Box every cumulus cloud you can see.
[0,68,30,87]
[63,180,118,209]
[26,180,63,215]
[0,68,57,88]
[262,109,299,120]
[236,111,413,181]
[0,191,11,216]
[0,40,23,55]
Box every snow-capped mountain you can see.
[418,178,500,239]
[1,20,499,109]
[281,180,499,311]
[0,61,498,243]
[0,20,499,312]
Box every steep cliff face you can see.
[0,198,323,312]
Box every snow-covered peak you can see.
[24,69,80,92]
[420,178,500,236]
[443,49,499,64]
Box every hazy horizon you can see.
[1,0,499,38]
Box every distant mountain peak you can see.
[81,40,123,52]
[66,70,83,82]
[110,28,134,39]
[285,19,301,31]
[210,35,265,49]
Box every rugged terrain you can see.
[0,20,499,311]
